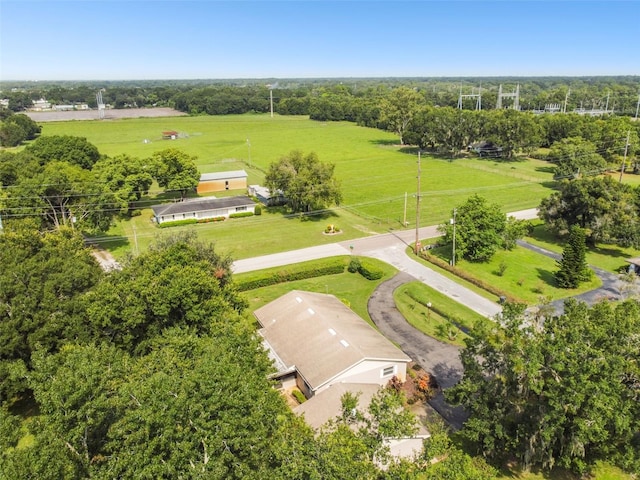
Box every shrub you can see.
[497,261,508,276]
[348,257,361,273]
[254,205,262,215]
[229,211,254,219]
[236,257,346,291]
[420,251,517,303]
[357,258,383,280]
[157,218,198,228]
[291,389,306,404]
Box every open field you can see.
[39,114,557,257]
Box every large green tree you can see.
[83,232,246,355]
[555,225,592,288]
[378,86,423,145]
[538,176,640,247]
[448,299,640,474]
[26,135,101,170]
[0,226,102,401]
[484,109,542,159]
[265,150,342,213]
[438,194,507,262]
[8,160,117,231]
[548,136,608,179]
[93,154,154,214]
[150,148,200,199]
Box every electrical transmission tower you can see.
[96,89,105,119]
[457,84,482,110]
[495,84,520,110]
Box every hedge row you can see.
[157,218,198,228]
[236,257,347,291]
[419,251,516,303]
[229,212,254,219]
[348,257,384,280]
[357,258,383,280]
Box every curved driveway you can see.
[367,272,468,429]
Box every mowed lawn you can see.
[41,114,555,257]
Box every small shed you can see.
[151,195,256,224]
[162,131,179,140]
[197,170,248,194]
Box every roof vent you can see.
[328,328,337,336]
[340,339,349,348]
[295,296,302,303]
[307,308,315,315]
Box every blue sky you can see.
[1,1,638,80]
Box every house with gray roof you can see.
[254,290,411,399]
[151,195,256,224]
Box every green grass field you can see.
[40,114,556,258]
[236,256,397,324]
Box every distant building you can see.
[197,170,248,194]
[31,98,51,111]
[162,131,179,140]
[248,184,285,206]
[151,195,256,224]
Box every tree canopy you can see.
[265,150,342,213]
[538,176,640,247]
[26,135,101,169]
[438,194,508,262]
[548,136,608,179]
[150,148,200,199]
[447,299,640,474]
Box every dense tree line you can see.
[2,76,639,115]
[0,137,199,233]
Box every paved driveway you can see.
[368,272,468,429]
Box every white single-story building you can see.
[151,195,256,224]
[254,290,411,399]
[294,382,430,462]
[197,170,248,194]
[248,184,285,206]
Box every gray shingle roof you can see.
[200,170,247,182]
[151,195,255,217]
[254,290,410,391]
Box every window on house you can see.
[225,180,229,190]
[236,206,247,212]
[382,366,396,377]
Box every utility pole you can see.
[619,130,631,183]
[414,151,421,255]
[403,192,407,227]
[133,224,139,255]
[451,208,457,266]
[270,89,274,118]
[247,138,251,168]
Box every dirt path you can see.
[25,107,186,122]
